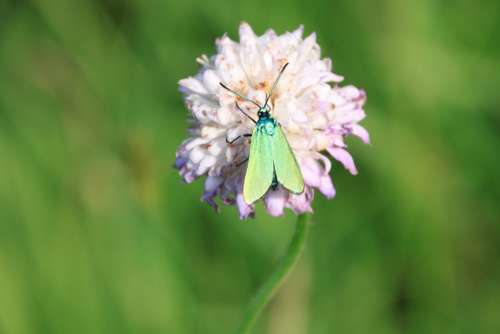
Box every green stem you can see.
[234,213,310,334]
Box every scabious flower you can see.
[175,22,369,219]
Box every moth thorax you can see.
[264,122,275,135]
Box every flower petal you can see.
[319,175,336,198]
[352,124,370,144]
[300,157,321,188]
[202,176,223,211]
[264,188,287,216]
[287,188,314,214]
[327,147,358,175]
[236,193,254,219]
[203,69,221,93]
[179,77,207,95]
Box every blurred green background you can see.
[1,0,500,333]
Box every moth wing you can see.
[272,126,304,194]
[243,127,275,204]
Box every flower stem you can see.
[234,213,310,334]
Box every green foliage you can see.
[1,0,500,333]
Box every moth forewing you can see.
[272,126,305,194]
[243,127,275,204]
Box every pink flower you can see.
[175,22,369,218]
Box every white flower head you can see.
[175,22,369,219]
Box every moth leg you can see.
[236,102,257,124]
[226,133,252,145]
[236,158,249,167]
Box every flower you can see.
[175,22,369,219]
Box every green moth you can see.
[220,63,305,204]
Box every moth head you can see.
[258,105,271,117]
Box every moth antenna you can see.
[264,62,289,108]
[219,83,262,109]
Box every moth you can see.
[220,63,304,204]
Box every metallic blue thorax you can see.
[256,111,277,136]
